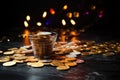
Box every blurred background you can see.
[0,0,120,43]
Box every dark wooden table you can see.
[0,27,120,80]
[0,40,120,80]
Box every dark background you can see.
[0,0,120,38]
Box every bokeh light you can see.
[24,21,29,28]
[70,19,76,26]
[63,4,68,10]
[91,5,96,10]
[36,22,42,26]
[62,19,66,26]
[73,12,79,18]
[66,12,72,18]
[42,11,47,18]
[22,0,104,32]
[50,8,55,15]
[26,15,30,21]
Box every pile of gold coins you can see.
[0,40,120,70]
[53,40,120,56]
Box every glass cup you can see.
[29,31,57,62]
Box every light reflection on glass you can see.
[58,29,79,42]
[22,28,80,44]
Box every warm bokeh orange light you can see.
[71,37,77,42]
[50,8,55,15]
[70,31,77,36]
[73,12,79,18]
[23,29,30,45]
[66,12,72,18]
[63,4,68,10]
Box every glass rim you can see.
[28,31,57,37]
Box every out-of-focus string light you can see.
[50,8,55,15]
[26,15,30,21]
[66,12,72,18]
[7,39,10,42]
[62,19,66,26]
[24,21,29,28]
[73,12,79,18]
[36,22,42,26]
[42,11,47,18]
[99,10,103,14]
[98,14,103,18]
[91,5,96,10]
[63,4,68,10]
[98,10,103,18]
[70,19,76,25]
[84,11,89,15]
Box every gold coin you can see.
[3,51,14,55]
[65,57,77,62]
[8,47,18,51]
[56,65,70,70]
[13,59,24,63]
[51,60,64,66]
[25,56,39,62]
[13,56,27,60]
[0,56,10,62]
[2,61,16,67]
[65,62,77,67]
[30,62,44,68]
[27,62,36,66]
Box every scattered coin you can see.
[20,45,31,49]
[29,62,44,68]
[56,65,70,70]
[3,51,14,55]
[65,62,77,67]
[51,60,64,66]
[8,47,18,51]
[2,61,16,67]
[65,57,77,62]
[0,56,10,62]
[13,59,24,63]
[25,57,39,62]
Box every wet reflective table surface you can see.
[0,29,120,80]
